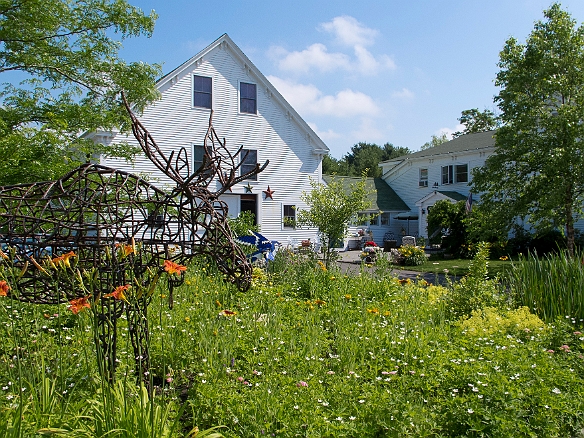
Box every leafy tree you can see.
[452,108,499,138]
[426,199,467,255]
[297,174,371,268]
[323,142,410,176]
[472,3,584,256]
[421,133,448,150]
[0,0,160,186]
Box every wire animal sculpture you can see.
[0,93,268,384]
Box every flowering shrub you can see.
[363,241,378,248]
[459,306,547,337]
[397,245,426,266]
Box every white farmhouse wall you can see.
[99,35,325,244]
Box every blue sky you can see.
[121,1,584,158]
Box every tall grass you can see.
[508,250,584,322]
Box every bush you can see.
[397,245,426,266]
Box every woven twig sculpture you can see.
[0,93,268,383]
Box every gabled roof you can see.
[157,34,329,155]
[380,130,496,176]
[415,190,467,206]
[322,175,410,212]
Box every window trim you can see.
[239,81,257,114]
[192,75,212,109]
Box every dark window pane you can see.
[240,82,257,113]
[455,164,468,183]
[193,75,212,108]
[241,149,257,180]
[194,93,212,108]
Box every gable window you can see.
[240,82,257,114]
[240,149,258,181]
[283,204,296,228]
[419,168,428,187]
[193,144,212,175]
[193,75,212,109]
[455,164,468,183]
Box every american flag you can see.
[465,192,473,214]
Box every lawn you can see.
[402,257,513,277]
[0,247,582,437]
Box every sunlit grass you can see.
[0,252,582,436]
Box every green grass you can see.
[398,257,514,277]
[0,251,582,437]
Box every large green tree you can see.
[452,108,499,138]
[420,133,448,150]
[297,175,371,268]
[323,142,410,176]
[0,0,160,185]
[472,3,584,255]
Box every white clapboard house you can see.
[89,34,328,244]
[379,131,496,239]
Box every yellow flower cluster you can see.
[459,306,547,337]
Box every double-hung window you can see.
[441,164,469,184]
[441,165,454,185]
[283,205,296,228]
[193,144,212,176]
[455,164,468,183]
[240,149,258,181]
[419,168,428,187]
[240,82,257,114]
[193,75,212,109]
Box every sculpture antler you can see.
[121,92,268,196]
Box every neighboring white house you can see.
[90,34,328,244]
[379,131,496,239]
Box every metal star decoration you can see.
[244,182,253,193]
[263,185,275,200]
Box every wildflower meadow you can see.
[0,244,583,437]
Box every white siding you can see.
[100,40,322,243]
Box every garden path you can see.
[336,250,454,285]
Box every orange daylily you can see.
[116,243,135,257]
[52,251,76,268]
[163,260,187,276]
[0,280,10,297]
[104,284,131,301]
[68,296,90,314]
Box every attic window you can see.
[193,75,212,109]
[240,82,257,114]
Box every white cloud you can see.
[269,43,350,74]
[307,122,341,141]
[391,88,415,100]
[350,117,384,143]
[319,16,378,47]
[436,124,465,139]
[269,15,396,76]
[268,76,380,118]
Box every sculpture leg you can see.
[94,301,119,383]
[126,299,151,388]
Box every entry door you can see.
[240,194,257,225]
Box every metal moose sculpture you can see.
[0,93,268,383]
